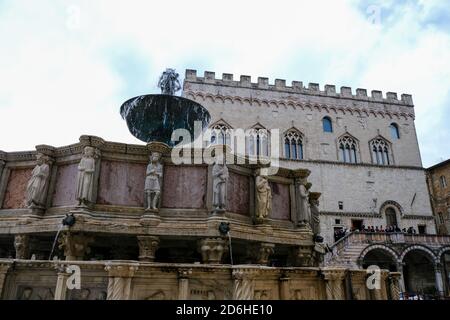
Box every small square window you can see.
[418,225,426,235]
[338,201,344,210]
[335,219,341,225]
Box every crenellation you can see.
[275,79,286,89]
[240,75,251,87]
[222,73,233,81]
[371,90,383,100]
[185,69,197,81]
[309,83,320,92]
[356,88,367,98]
[291,81,303,91]
[340,86,352,97]
[325,85,336,96]
[258,77,269,89]
[204,71,215,82]
[183,71,415,107]
[386,92,398,101]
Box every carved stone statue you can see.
[157,68,181,95]
[255,171,272,220]
[212,156,228,212]
[145,152,163,211]
[25,153,50,208]
[14,234,29,259]
[309,195,321,236]
[298,179,311,224]
[76,146,97,207]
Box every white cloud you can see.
[0,0,448,166]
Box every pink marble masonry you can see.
[270,182,291,220]
[52,164,78,207]
[97,160,146,207]
[227,172,250,216]
[162,166,207,209]
[2,168,32,209]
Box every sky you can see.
[0,0,449,167]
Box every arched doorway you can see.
[385,207,398,227]
[403,249,437,296]
[362,248,398,271]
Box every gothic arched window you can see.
[246,127,269,157]
[210,123,232,147]
[338,135,358,163]
[284,129,304,160]
[322,116,333,133]
[370,137,392,165]
[390,123,400,140]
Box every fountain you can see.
[120,68,211,146]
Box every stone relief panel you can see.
[16,285,55,300]
[51,163,78,207]
[189,278,232,300]
[131,276,177,300]
[97,160,146,207]
[2,168,32,209]
[269,182,291,220]
[162,166,207,209]
[226,171,250,215]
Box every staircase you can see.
[325,232,369,268]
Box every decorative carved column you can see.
[232,269,256,300]
[14,234,30,259]
[58,232,94,261]
[279,274,291,300]
[105,263,139,300]
[54,264,70,300]
[372,270,389,300]
[350,271,368,300]
[137,236,160,262]
[322,268,346,300]
[389,272,402,300]
[0,262,11,299]
[177,268,192,300]
[198,238,227,264]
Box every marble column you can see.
[396,261,406,293]
[232,269,256,300]
[177,268,192,300]
[279,275,291,300]
[137,236,160,262]
[105,263,139,300]
[322,269,346,300]
[198,238,227,264]
[389,272,402,300]
[54,265,70,300]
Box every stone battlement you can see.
[184,69,414,107]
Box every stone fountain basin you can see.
[120,94,211,147]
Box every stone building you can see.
[182,70,450,297]
[426,159,450,235]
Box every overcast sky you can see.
[0,0,449,167]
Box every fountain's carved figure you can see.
[255,170,272,220]
[145,152,163,211]
[212,155,228,212]
[76,146,97,206]
[298,179,311,224]
[25,153,51,208]
[310,196,321,236]
[158,68,181,95]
